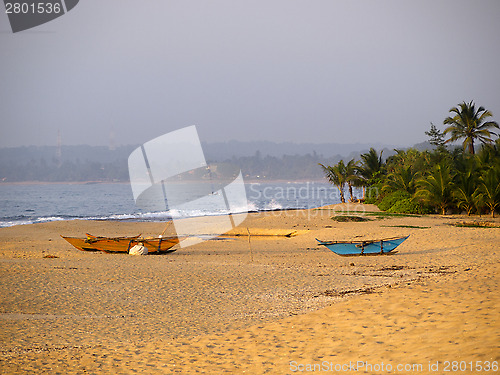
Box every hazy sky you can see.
[1,0,499,148]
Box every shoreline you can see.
[0,207,498,373]
[2,202,497,230]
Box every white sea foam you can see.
[0,219,34,228]
[36,216,67,223]
[264,199,283,211]
[0,182,341,227]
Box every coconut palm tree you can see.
[357,148,384,198]
[319,161,347,203]
[383,165,419,195]
[454,167,480,216]
[443,101,499,155]
[344,159,361,202]
[416,162,455,215]
[359,148,384,181]
[478,166,500,217]
[476,138,500,170]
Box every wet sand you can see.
[0,204,499,374]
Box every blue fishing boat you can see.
[316,235,409,256]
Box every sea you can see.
[0,182,348,228]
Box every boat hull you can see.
[316,236,409,256]
[61,234,179,254]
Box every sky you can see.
[1,0,499,148]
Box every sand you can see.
[0,204,499,374]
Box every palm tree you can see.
[383,165,419,195]
[476,138,500,169]
[478,166,500,217]
[416,162,455,215]
[359,148,384,181]
[345,159,360,202]
[357,148,384,199]
[454,168,480,216]
[319,161,347,203]
[443,101,499,154]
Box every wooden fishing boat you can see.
[316,235,409,256]
[61,233,180,254]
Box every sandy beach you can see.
[0,204,499,374]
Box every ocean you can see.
[0,181,346,228]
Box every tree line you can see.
[0,147,342,182]
[320,101,500,217]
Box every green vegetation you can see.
[377,191,412,211]
[381,225,430,229]
[443,101,499,155]
[365,212,417,218]
[327,211,417,219]
[319,161,348,203]
[320,101,500,217]
[415,162,455,215]
[451,221,500,228]
[331,215,371,222]
[0,145,338,183]
[387,198,432,215]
